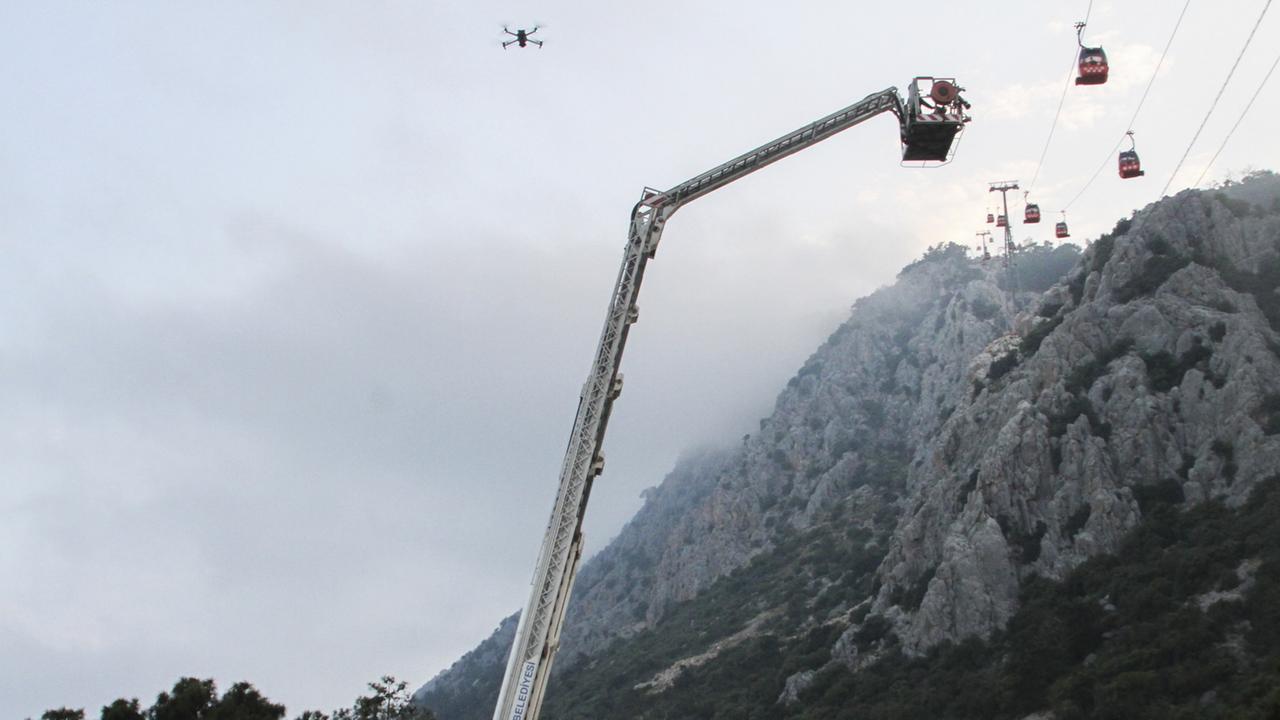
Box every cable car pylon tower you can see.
[975,230,992,261]
[988,180,1020,293]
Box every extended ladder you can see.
[492,78,969,720]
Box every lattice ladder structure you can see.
[492,78,970,720]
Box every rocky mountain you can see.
[417,173,1280,719]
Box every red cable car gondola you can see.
[987,212,995,224]
[1074,22,1109,86]
[1055,211,1070,239]
[1118,131,1145,179]
[996,214,1008,228]
[1076,47,1109,85]
[1024,193,1041,224]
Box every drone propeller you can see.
[498,22,546,48]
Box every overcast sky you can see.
[3,1,1279,717]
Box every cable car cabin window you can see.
[1118,150,1145,178]
[1024,204,1041,223]
[1076,47,1109,85]
[1055,222,1070,239]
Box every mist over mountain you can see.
[417,173,1280,719]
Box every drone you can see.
[503,26,542,49]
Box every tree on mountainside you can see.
[100,699,144,720]
[899,241,971,275]
[330,677,435,720]
[149,678,217,720]
[36,674,434,720]
[208,683,284,720]
[1002,241,1081,292]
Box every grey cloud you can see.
[5,1,1278,717]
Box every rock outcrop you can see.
[555,243,1022,665]
[865,178,1280,656]
[416,174,1280,719]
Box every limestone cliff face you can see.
[556,243,1019,666]
[860,178,1280,661]
[417,175,1280,718]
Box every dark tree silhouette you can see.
[209,683,285,720]
[149,678,216,720]
[100,698,144,720]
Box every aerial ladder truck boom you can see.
[492,77,970,720]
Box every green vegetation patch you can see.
[1063,504,1091,537]
[543,468,1280,720]
[1219,249,1280,332]
[540,488,902,720]
[1114,233,1190,303]
[898,242,972,278]
[1259,394,1280,436]
[890,565,938,612]
[38,675,431,720]
[535,446,1280,720]
[1021,315,1064,358]
[1141,338,1216,393]
[1065,337,1134,395]
[1211,439,1238,482]
[1047,394,1110,443]
[783,478,1280,720]
[970,297,1000,321]
[1090,219,1128,274]
[987,351,1019,382]
[1000,243,1082,294]
[1216,192,1263,219]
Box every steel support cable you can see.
[1161,0,1273,196]
[1193,47,1280,187]
[1063,135,1126,211]
[1063,0,1193,210]
[1028,52,1079,193]
[1027,0,1094,194]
